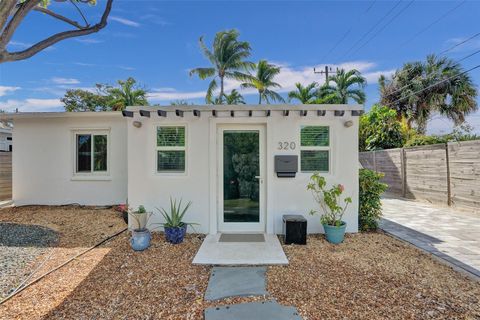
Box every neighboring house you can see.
[0,124,12,152]
[1,104,361,234]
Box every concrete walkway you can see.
[380,198,480,279]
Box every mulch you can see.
[0,206,479,319]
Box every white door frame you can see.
[217,124,266,233]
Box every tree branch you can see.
[0,0,18,33]
[33,6,86,29]
[0,0,113,63]
[69,0,89,27]
[0,0,40,49]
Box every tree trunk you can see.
[219,76,224,104]
[258,92,262,104]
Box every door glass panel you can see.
[223,130,260,223]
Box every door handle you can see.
[255,176,264,184]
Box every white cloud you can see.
[74,62,96,67]
[51,77,80,85]
[149,61,394,102]
[118,65,136,71]
[140,14,170,26]
[428,111,480,135]
[75,38,104,44]
[0,86,20,97]
[0,99,63,112]
[149,89,206,101]
[8,41,31,49]
[444,36,480,53]
[110,16,141,27]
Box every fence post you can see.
[373,150,377,172]
[400,148,407,198]
[445,142,452,206]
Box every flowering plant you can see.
[116,204,128,213]
[307,173,352,227]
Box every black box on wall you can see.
[282,215,307,245]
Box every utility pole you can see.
[313,66,339,85]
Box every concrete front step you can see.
[204,300,303,320]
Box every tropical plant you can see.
[359,169,387,231]
[62,86,111,112]
[62,78,149,112]
[224,89,245,104]
[0,0,112,63]
[170,100,192,106]
[190,29,253,104]
[157,198,197,229]
[359,105,406,151]
[107,77,149,110]
[307,173,352,226]
[288,82,318,104]
[128,205,152,230]
[319,69,366,104]
[241,60,285,104]
[380,55,478,134]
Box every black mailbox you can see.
[274,155,298,178]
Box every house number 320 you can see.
[278,141,296,150]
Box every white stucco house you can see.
[3,104,362,235]
[0,123,12,152]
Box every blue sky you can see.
[1,0,479,133]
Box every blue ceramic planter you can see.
[130,228,151,251]
[164,225,187,244]
[323,222,347,244]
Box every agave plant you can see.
[157,198,198,229]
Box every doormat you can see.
[219,234,265,243]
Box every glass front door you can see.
[219,126,265,232]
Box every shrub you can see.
[359,169,387,231]
[359,105,406,151]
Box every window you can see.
[300,126,330,172]
[156,126,186,173]
[75,132,108,174]
[7,137,12,141]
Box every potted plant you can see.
[157,198,198,244]
[307,173,352,244]
[129,205,152,251]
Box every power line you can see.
[439,32,480,55]
[319,1,377,63]
[385,46,480,98]
[399,1,466,49]
[341,1,403,60]
[349,0,415,58]
[387,63,480,106]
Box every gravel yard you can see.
[0,223,58,299]
[0,206,479,319]
[0,206,126,304]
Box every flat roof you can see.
[127,104,363,112]
[0,104,363,121]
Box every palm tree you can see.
[189,29,253,104]
[380,55,477,133]
[288,82,318,104]
[106,77,149,110]
[320,69,366,104]
[241,60,285,104]
[215,89,245,104]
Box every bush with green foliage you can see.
[359,169,387,231]
[359,105,406,151]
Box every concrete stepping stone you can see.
[205,267,268,301]
[204,300,303,320]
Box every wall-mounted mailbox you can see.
[275,155,298,178]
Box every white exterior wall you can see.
[128,110,359,234]
[13,115,127,206]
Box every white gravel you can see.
[0,223,58,300]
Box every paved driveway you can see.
[380,198,480,279]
